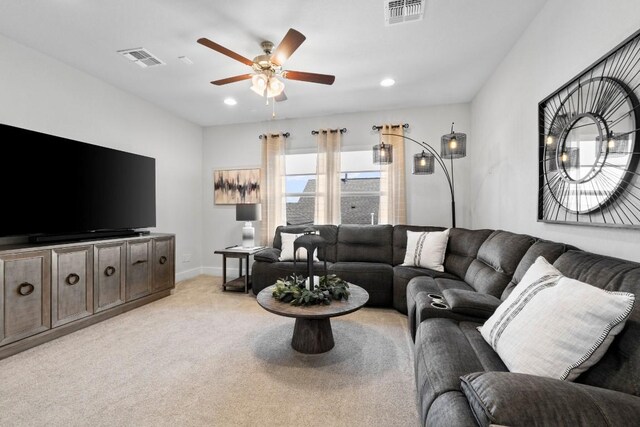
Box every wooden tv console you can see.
[0,233,175,360]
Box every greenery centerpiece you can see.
[272,274,350,306]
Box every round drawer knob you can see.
[66,273,80,286]
[159,256,167,265]
[104,266,116,277]
[18,282,35,296]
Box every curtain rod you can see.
[311,128,347,135]
[372,123,409,131]
[258,132,290,139]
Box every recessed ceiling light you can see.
[224,97,237,106]
[380,78,395,87]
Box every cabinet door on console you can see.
[0,250,51,345]
[152,237,174,292]
[126,240,152,301]
[51,246,93,327]
[94,242,126,313]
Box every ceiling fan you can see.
[197,28,335,102]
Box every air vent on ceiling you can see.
[384,0,426,25]
[118,48,165,68]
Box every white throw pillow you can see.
[480,256,635,381]
[278,233,320,262]
[402,229,450,272]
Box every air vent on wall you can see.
[384,0,426,25]
[118,48,165,68]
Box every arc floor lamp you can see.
[373,123,467,227]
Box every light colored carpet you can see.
[0,276,419,426]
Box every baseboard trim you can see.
[176,267,203,282]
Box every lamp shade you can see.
[441,132,467,159]
[373,143,393,165]
[413,151,435,175]
[236,203,262,221]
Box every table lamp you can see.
[236,203,262,248]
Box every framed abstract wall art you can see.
[213,168,261,204]
[538,28,640,228]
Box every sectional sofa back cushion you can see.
[501,239,574,300]
[464,230,535,297]
[273,225,338,262]
[392,225,446,265]
[553,250,640,396]
[336,224,393,264]
[443,228,494,279]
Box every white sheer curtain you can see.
[314,130,341,225]
[378,125,407,224]
[260,133,286,245]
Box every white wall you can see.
[202,104,470,274]
[470,0,640,261]
[0,34,203,280]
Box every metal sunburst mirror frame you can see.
[539,28,640,228]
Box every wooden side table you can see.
[214,246,265,293]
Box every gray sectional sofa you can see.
[252,224,640,426]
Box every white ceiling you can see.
[0,0,546,127]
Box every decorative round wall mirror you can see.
[539,33,640,228]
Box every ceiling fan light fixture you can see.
[251,73,268,90]
[250,73,285,98]
[268,77,285,97]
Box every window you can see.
[284,149,381,225]
[285,152,316,225]
[340,150,380,224]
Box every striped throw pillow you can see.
[480,256,635,381]
[402,229,450,272]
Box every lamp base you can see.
[242,222,255,248]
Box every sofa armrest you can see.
[441,289,501,319]
[254,248,281,263]
[460,372,640,427]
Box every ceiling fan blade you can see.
[197,38,254,66]
[271,29,306,66]
[275,92,288,102]
[283,70,335,85]
[211,74,253,85]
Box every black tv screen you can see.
[0,123,156,237]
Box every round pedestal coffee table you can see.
[256,284,369,354]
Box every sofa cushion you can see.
[328,261,393,306]
[273,225,338,262]
[554,250,640,396]
[461,372,640,427]
[415,319,507,426]
[336,224,393,264]
[392,224,446,266]
[402,229,450,271]
[443,228,493,279]
[480,256,634,381]
[464,230,535,297]
[501,239,574,299]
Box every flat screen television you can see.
[0,123,156,241]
